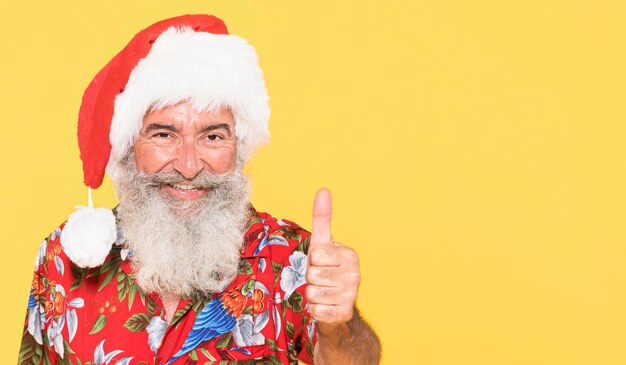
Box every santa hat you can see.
[60,14,270,268]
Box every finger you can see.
[308,242,348,267]
[311,188,333,246]
[308,241,360,267]
[306,266,340,286]
[308,243,343,267]
[305,285,354,305]
[308,303,354,325]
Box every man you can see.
[19,14,380,365]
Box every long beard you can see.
[114,158,251,297]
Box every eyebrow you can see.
[200,123,232,137]
[144,123,179,133]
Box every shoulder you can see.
[243,211,311,263]
[33,222,67,276]
[34,217,121,278]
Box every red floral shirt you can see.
[19,211,317,364]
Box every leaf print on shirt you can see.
[54,256,65,276]
[27,301,45,345]
[46,309,65,358]
[91,339,125,365]
[35,239,47,271]
[43,283,85,358]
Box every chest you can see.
[55,255,299,364]
[161,294,179,324]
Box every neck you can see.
[161,292,180,325]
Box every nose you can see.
[172,140,203,179]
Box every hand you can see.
[305,188,360,328]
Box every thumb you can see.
[311,188,333,246]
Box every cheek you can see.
[133,143,173,173]
[203,147,237,173]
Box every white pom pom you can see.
[60,206,117,268]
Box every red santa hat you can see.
[60,14,270,268]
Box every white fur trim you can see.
[107,27,270,182]
[60,206,117,268]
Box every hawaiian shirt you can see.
[19,210,317,365]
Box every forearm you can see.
[314,308,381,365]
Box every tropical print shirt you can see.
[19,210,317,365]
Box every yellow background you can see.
[1,1,625,364]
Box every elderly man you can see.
[19,14,380,365]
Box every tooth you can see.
[171,183,196,190]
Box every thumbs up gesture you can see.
[306,189,361,328]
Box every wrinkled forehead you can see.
[141,101,236,132]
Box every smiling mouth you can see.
[168,182,200,191]
[161,182,210,200]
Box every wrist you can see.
[318,321,350,344]
[316,312,357,349]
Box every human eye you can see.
[147,131,176,146]
[153,132,171,139]
[205,134,224,143]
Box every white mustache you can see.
[137,170,232,190]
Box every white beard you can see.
[114,156,251,297]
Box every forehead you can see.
[143,101,235,127]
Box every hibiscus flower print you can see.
[280,251,307,300]
[147,316,167,352]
